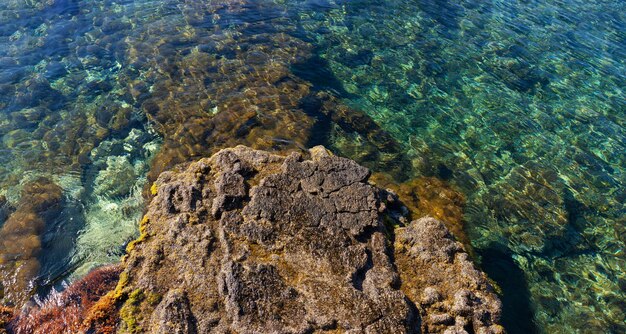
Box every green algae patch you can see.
[113,271,130,300]
[117,286,161,333]
[145,291,162,307]
[119,289,145,333]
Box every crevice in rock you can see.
[404,296,422,334]
[351,249,373,291]
[354,224,378,244]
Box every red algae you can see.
[82,291,121,334]
[8,265,121,334]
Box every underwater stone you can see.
[43,61,67,80]
[11,76,65,112]
[0,178,64,307]
[9,107,46,129]
[370,173,471,253]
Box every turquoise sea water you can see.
[0,0,624,332]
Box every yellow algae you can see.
[119,289,145,333]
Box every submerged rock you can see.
[0,178,64,307]
[107,146,502,333]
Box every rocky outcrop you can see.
[110,146,503,334]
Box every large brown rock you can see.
[115,146,504,334]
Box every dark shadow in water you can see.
[436,163,454,180]
[477,245,539,334]
[291,53,356,98]
[298,94,329,148]
[48,0,80,17]
[415,0,465,34]
[291,52,361,149]
[542,188,587,259]
[36,201,85,297]
[293,54,413,181]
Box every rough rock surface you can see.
[395,218,503,334]
[116,146,503,334]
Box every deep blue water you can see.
[0,0,624,332]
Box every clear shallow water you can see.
[0,0,624,332]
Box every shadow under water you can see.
[477,245,539,334]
